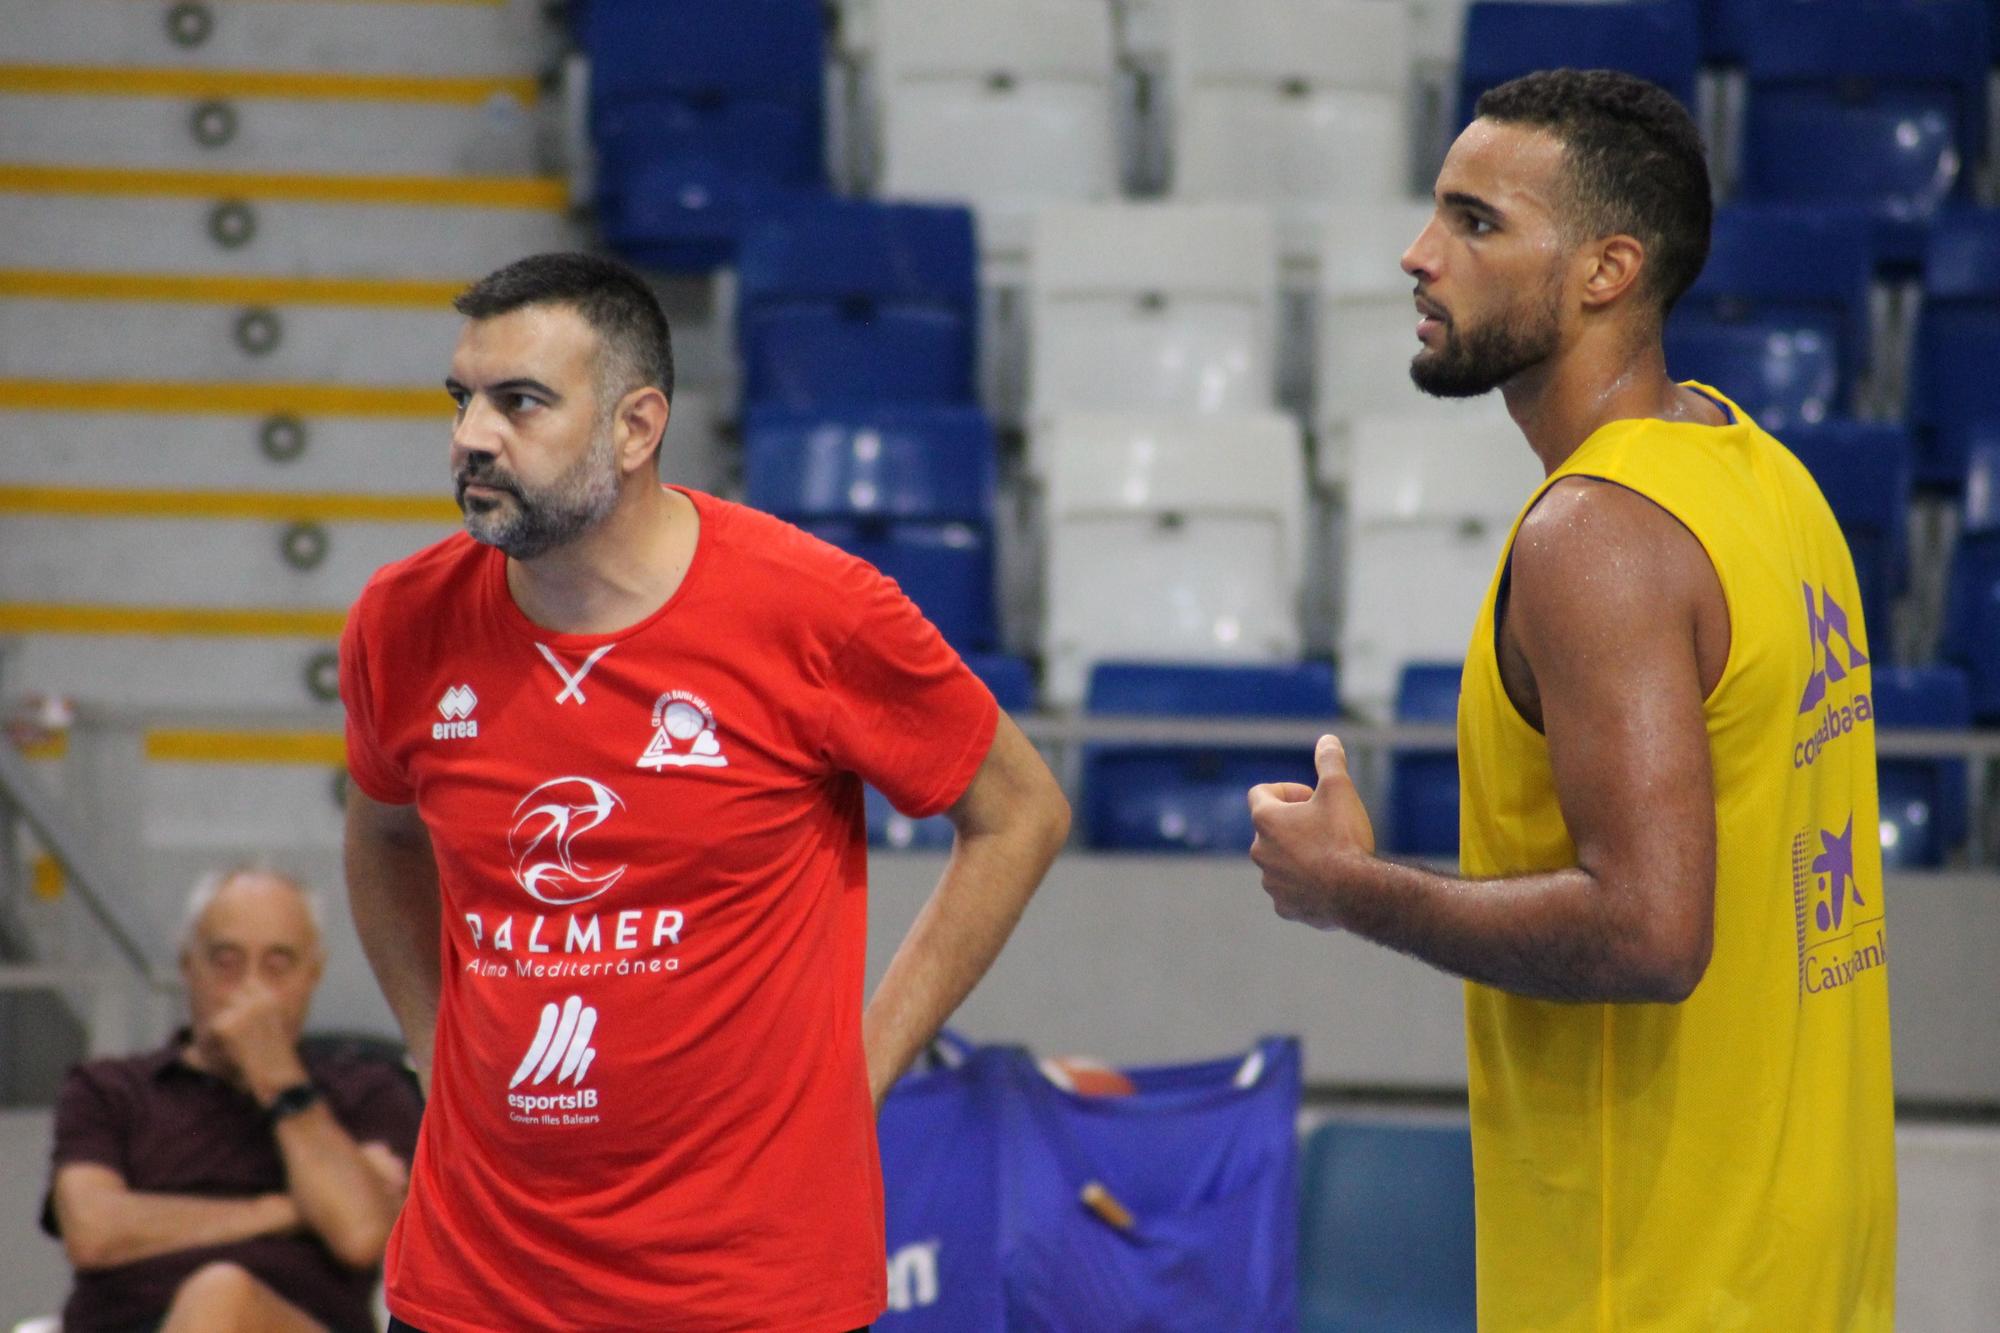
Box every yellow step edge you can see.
[0,269,467,307]
[14,730,347,766]
[0,379,448,417]
[33,855,64,901]
[146,729,346,766]
[0,485,458,523]
[0,66,539,106]
[0,603,346,637]
[16,735,68,761]
[0,164,567,212]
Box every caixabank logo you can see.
[1794,583,1874,771]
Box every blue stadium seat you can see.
[585,0,827,270]
[1457,1,1700,127]
[1911,209,2000,486]
[1785,421,1912,636]
[1388,662,1461,859]
[738,199,979,410]
[741,405,998,525]
[801,519,996,654]
[1666,206,1875,433]
[745,403,1001,656]
[1080,661,1337,853]
[1870,666,1972,869]
[1940,444,2000,719]
[1738,2,1989,264]
[1298,1119,1477,1333]
[865,654,1039,850]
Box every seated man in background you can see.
[42,866,422,1332]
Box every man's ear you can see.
[615,387,671,474]
[1581,233,1647,312]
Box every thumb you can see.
[1313,734,1351,789]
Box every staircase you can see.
[0,0,581,1095]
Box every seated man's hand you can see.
[203,980,310,1105]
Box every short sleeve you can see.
[325,1062,424,1163]
[819,567,1000,819]
[339,591,415,805]
[43,1063,130,1236]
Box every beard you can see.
[1409,283,1562,399]
[457,424,621,561]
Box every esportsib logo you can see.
[510,994,598,1091]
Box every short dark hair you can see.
[1475,69,1711,323]
[454,251,674,405]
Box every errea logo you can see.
[434,684,479,740]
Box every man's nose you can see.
[451,395,503,466]
[1402,215,1443,280]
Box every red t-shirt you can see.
[339,488,998,1333]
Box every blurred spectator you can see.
[42,866,421,1333]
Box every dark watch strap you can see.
[263,1081,322,1126]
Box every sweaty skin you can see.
[1248,118,1729,1003]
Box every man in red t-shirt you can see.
[340,252,1069,1333]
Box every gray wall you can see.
[865,855,2000,1104]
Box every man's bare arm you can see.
[1249,479,1720,1002]
[343,788,442,1094]
[863,713,1070,1106]
[266,1108,408,1269]
[52,1163,298,1270]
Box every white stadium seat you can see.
[1167,0,1414,260]
[1027,203,1279,429]
[870,0,1120,260]
[1314,200,1441,476]
[1042,410,1307,703]
[1338,401,1542,718]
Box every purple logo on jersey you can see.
[1811,817,1864,932]
[1798,583,1868,714]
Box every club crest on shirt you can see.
[639,690,729,770]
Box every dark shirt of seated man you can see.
[42,867,423,1333]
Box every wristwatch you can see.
[263,1081,322,1126]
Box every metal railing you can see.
[0,734,177,1056]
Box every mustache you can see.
[455,457,522,499]
[1413,287,1450,322]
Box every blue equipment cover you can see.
[878,1037,1303,1331]
[878,1039,1007,1330]
[996,1038,1302,1332]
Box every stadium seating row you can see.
[583,0,1994,273]
[853,654,1977,869]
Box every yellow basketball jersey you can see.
[1456,385,1896,1331]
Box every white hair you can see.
[178,861,324,957]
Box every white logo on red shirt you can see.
[508,777,628,905]
[535,643,614,705]
[639,690,729,770]
[509,994,598,1089]
[433,684,479,740]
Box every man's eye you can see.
[505,393,542,413]
[1466,215,1496,236]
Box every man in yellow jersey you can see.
[1247,69,1895,1330]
